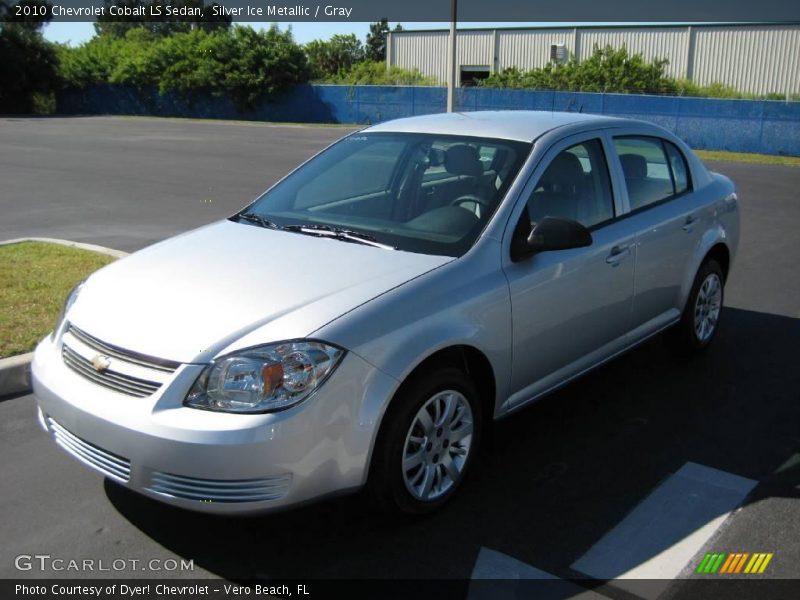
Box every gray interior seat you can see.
[620,153,673,209]
[443,144,495,217]
[529,153,586,223]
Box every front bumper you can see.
[32,334,398,515]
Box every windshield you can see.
[238,132,531,256]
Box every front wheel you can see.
[667,259,725,354]
[368,367,482,515]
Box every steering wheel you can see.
[450,195,491,219]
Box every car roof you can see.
[363,110,626,143]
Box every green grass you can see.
[695,150,800,167]
[0,242,115,359]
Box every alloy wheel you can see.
[694,272,722,342]
[401,390,474,501]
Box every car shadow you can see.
[106,306,800,581]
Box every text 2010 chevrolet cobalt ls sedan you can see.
[32,111,738,514]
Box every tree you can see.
[1,0,51,31]
[58,25,310,110]
[305,33,364,79]
[365,19,401,62]
[148,25,309,108]
[0,0,57,113]
[57,28,157,88]
[94,0,231,38]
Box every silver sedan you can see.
[32,111,739,514]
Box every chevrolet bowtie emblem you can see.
[91,354,111,372]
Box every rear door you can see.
[609,136,702,336]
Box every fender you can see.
[679,186,739,311]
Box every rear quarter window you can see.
[664,141,691,194]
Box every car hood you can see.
[67,220,451,363]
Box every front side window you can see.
[614,136,690,211]
[524,139,615,230]
[241,133,530,257]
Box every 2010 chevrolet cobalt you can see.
[32,111,739,514]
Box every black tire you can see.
[666,259,725,355]
[368,367,483,515]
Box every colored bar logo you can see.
[696,552,773,574]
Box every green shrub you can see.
[672,78,796,100]
[694,81,744,99]
[480,45,797,100]
[480,45,677,94]
[319,60,437,86]
[57,25,309,109]
[53,29,799,103]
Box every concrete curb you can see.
[0,353,34,398]
[0,238,129,397]
[0,237,129,259]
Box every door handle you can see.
[605,244,631,266]
[682,215,697,232]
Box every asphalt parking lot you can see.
[1,117,799,594]
[0,116,357,252]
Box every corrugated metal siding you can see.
[390,31,450,84]
[390,25,800,96]
[389,31,496,84]
[497,29,575,71]
[692,25,800,95]
[577,28,688,79]
[457,31,493,67]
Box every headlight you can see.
[184,341,345,413]
[51,281,84,340]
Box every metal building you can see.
[386,23,800,96]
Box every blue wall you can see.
[57,85,800,156]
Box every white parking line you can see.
[571,462,756,597]
[469,547,610,599]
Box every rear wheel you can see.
[369,367,482,514]
[667,259,724,354]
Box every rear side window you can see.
[613,137,673,210]
[526,139,614,229]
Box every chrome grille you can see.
[62,344,161,398]
[61,324,178,398]
[147,471,292,503]
[68,325,179,373]
[47,417,131,483]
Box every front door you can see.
[502,134,635,409]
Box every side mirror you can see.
[513,217,592,261]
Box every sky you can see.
[43,21,543,46]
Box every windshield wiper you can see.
[234,212,282,230]
[234,215,396,250]
[283,224,396,250]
